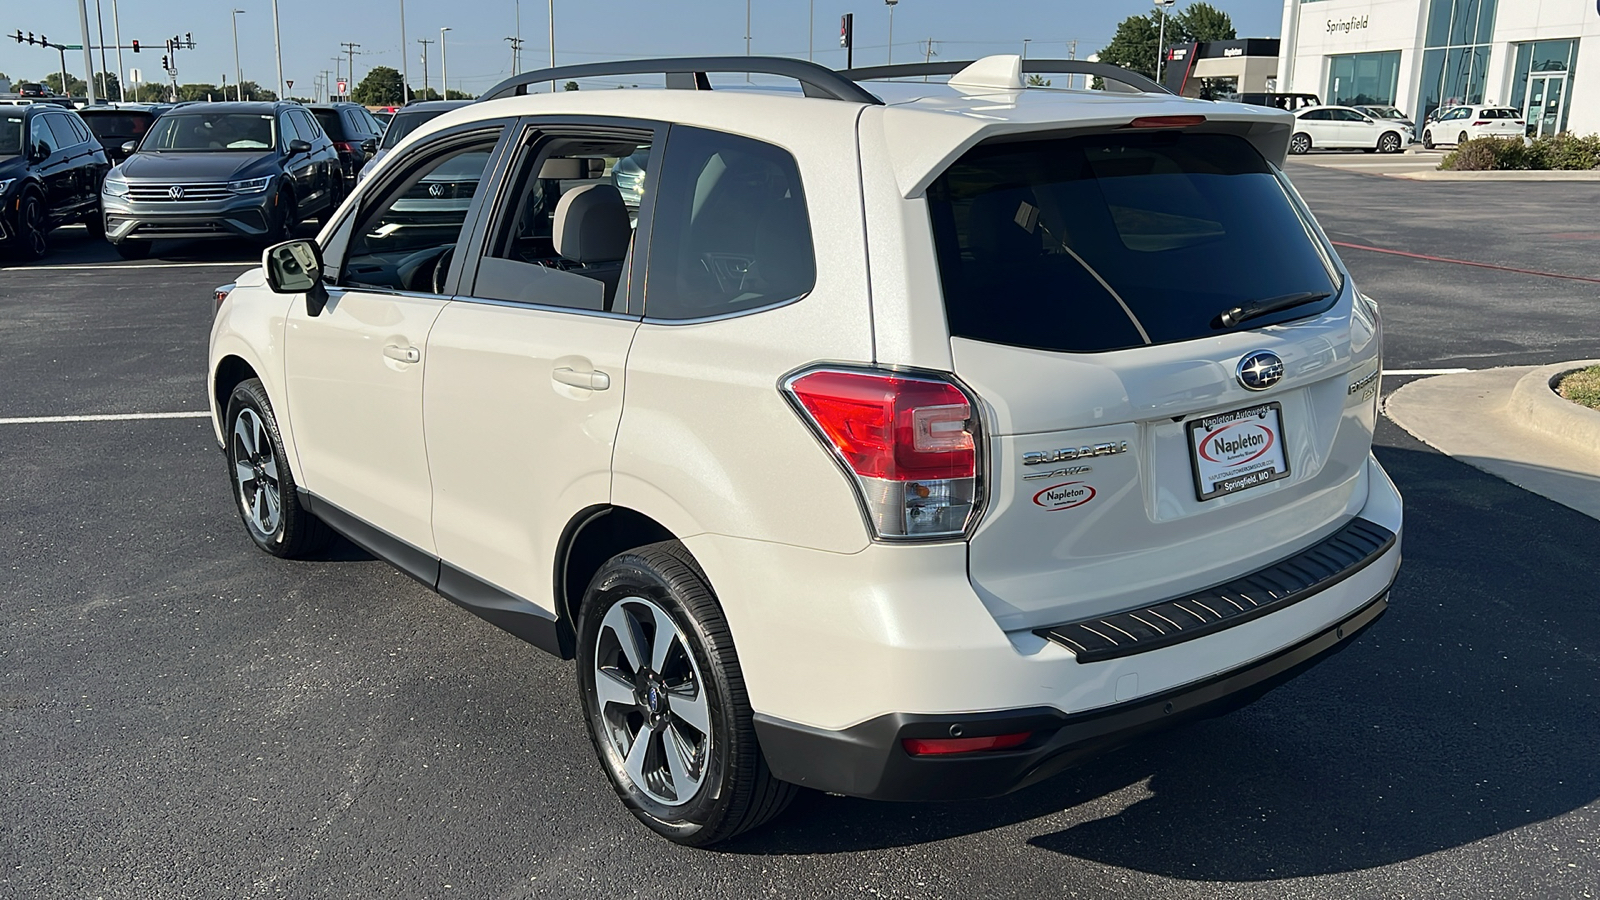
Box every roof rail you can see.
[841,59,1173,95]
[478,56,885,105]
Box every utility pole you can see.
[331,56,343,99]
[231,9,245,101]
[439,27,451,100]
[399,0,409,102]
[921,37,938,81]
[505,36,524,74]
[1022,38,1030,62]
[548,0,556,92]
[341,41,361,94]
[1067,39,1078,90]
[94,0,110,99]
[272,0,284,100]
[77,0,98,104]
[884,0,897,66]
[417,38,432,99]
[111,0,125,101]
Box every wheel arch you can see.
[556,505,682,636]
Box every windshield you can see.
[82,112,154,140]
[1362,107,1404,120]
[0,114,22,156]
[926,131,1341,354]
[142,113,276,151]
[380,110,446,150]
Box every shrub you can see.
[1538,133,1600,170]
[1440,133,1600,171]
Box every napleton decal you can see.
[1033,481,1096,511]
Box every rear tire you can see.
[224,378,331,558]
[15,191,48,260]
[576,541,797,846]
[1423,130,1435,150]
[1289,133,1312,155]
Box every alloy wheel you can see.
[592,595,712,807]
[20,195,47,258]
[231,407,283,537]
[1379,133,1400,154]
[1290,134,1310,155]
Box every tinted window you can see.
[29,115,60,156]
[926,132,1340,354]
[313,109,343,139]
[0,114,22,156]
[339,128,502,293]
[294,110,322,140]
[381,110,445,149]
[643,126,815,320]
[82,112,153,141]
[41,115,78,148]
[145,113,276,151]
[279,112,303,144]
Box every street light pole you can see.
[1153,0,1176,84]
[745,0,751,81]
[272,0,284,100]
[548,0,556,92]
[231,8,246,101]
[399,0,409,102]
[885,0,897,65]
[111,0,126,101]
[77,0,98,104]
[439,27,451,99]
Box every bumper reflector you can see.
[902,731,1031,756]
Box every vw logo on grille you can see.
[427,183,446,199]
[167,185,184,200]
[1236,350,1285,391]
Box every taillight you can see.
[784,368,981,540]
[903,732,1031,756]
[214,282,235,314]
[334,140,358,155]
[1472,120,1489,126]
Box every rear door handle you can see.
[552,367,610,391]
[383,344,420,364]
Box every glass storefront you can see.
[1326,51,1401,106]
[1510,40,1579,137]
[1415,0,1498,123]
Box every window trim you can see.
[457,114,668,319]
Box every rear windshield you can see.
[927,131,1340,354]
[312,109,342,138]
[81,112,154,140]
[380,110,444,149]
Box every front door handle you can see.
[383,344,420,364]
[552,366,610,391]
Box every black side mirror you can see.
[121,140,138,155]
[28,143,49,163]
[287,138,312,155]
[360,138,377,157]
[263,238,331,317]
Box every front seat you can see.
[552,183,631,309]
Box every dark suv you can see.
[78,104,173,164]
[100,101,343,259]
[305,102,383,184]
[0,103,110,259]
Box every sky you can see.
[2,0,1286,97]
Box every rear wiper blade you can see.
[1217,291,1332,328]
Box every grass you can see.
[1557,365,1600,410]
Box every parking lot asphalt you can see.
[3,169,1599,899]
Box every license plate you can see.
[1187,402,1290,501]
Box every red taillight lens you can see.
[786,369,981,539]
[334,140,358,155]
[903,732,1032,756]
[1126,115,1207,129]
[1472,121,1489,126]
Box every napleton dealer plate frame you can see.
[1186,401,1291,501]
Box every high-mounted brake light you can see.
[1125,115,1207,129]
[785,369,981,540]
[903,732,1032,756]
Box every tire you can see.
[113,240,152,260]
[1289,133,1312,155]
[576,541,797,846]
[262,187,295,245]
[1458,131,1470,146]
[15,191,48,260]
[1423,130,1435,150]
[224,378,331,558]
[82,205,106,238]
[1378,131,1402,154]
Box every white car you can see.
[208,55,1402,845]
[1289,105,1412,154]
[1422,105,1528,149]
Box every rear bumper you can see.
[755,589,1389,801]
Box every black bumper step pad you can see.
[1034,518,1396,664]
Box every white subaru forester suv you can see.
[208,56,1401,845]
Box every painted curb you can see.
[1394,169,1600,181]
[1507,360,1600,453]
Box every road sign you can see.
[128,67,141,83]
[337,79,347,94]
[286,79,294,89]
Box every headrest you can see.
[553,184,630,264]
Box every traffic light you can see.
[840,14,852,49]
[132,39,139,53]
[11,30,20,44]
[161,55,169,71]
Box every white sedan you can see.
[1421,106,1528,149]
[1289,105,1413,154]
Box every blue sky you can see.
[4,0,1284,96]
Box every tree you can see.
[444,88,474,100]
[1025,74,1052,87]
[44,73,87,97]
[1096,14,1161,82]
[235,80,277,101]
[1096,2,1238,84]
[352,66,404,105]
[1175,3,1236,42]
[563,81,579,91]
[176,82,222,102]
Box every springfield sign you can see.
[1327,15,1370,34]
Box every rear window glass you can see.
[312,109,342,137]
[82,113,152,139]
[926,132,1340,354]
[381,110,444,149]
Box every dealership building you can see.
[1276,0,1600,135]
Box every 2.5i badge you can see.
[1186,402,1290,501]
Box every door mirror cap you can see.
[360,138,377,157]
[263,238,331,316]
[287,138,313,154]
[120,140,138,155]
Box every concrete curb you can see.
[1507,360,1600,452]
[1392,169,1600,181]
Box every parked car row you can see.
[1288,105,1414,154]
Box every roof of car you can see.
[304,102,365,110]
[398,100,473,112]
[162,101,292,113]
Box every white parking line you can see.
[0,411,211,425]
[11,261,255,272]
[1384,368,1473,376]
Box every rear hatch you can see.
[922,127,1381,632]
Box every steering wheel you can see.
[431,247,455,296]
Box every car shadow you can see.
[721,440,1600,879]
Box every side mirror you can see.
[121,140,138,155]
[287,138,312,155]
[360,138,377,157]
[263,238,331,317]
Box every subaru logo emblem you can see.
[1236,350,1284,391]
[167,185,184,200]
